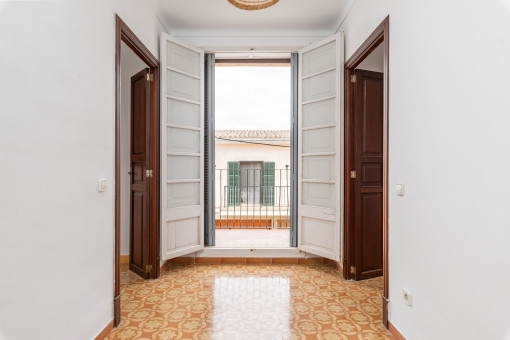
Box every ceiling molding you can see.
[174,35,327,53]
[156,12,171,34]
[333,0,358,33]
[169,29,333,38]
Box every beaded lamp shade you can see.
[227,0,280,10]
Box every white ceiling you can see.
[159,0,348,35]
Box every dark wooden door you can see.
[353,69,384,280]
[129,68,151,279]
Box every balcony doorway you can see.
[212,56,293,248]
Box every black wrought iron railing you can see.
[215,169,291,229]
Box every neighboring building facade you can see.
[214,130,291,228]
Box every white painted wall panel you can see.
[167,182,200,208]
[302,41,336,77]
[167,127,200,153]
[167,71,201,101]
[302,156,335,181]
[302,99,335,127]
[167,100,200,128]
[167,156,200,180]
[302,71,336,102]
[302,127,335,154]
[173,217,200,248]
[302,218,335,250]
[167,43,201,76]
[302,182,335,209]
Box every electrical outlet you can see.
[402,289,412,307]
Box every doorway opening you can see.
[344,17,390,328]
[212,57,293,248]
[114,15,160,327]
[119,43,151,279]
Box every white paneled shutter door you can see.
[161,33,204,260]
[298,33,344,261]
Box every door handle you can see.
[128,171,133,175]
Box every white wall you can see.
[0,1,165,339]
[120,43,149,256]
[337,1,510,339]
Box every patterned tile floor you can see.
[107,263,393,340]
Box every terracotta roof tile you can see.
[215,130,290,140]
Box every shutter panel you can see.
[204,54,215,246]
[290,53,299,246]
[263,162,275,206]
[298,33,344,261]
[160,33,205,260]
[228,161,240,206]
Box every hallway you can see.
[107,263,391,339]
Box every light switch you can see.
[395,183,405,196]
[98,178,108,192]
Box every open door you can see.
[298,33,344,261]
[160,33,204,261]
[353,69,384,280]
[129,68,152,278]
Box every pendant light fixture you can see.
[227,0,280,11]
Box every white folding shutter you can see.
[298,33,344,261]
[161,33,204,260]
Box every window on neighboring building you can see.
[240,161,262,204]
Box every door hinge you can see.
[350,265,356,275]
[147,73,154,82]
[146,169,153,178]
[351,74,357,83]
[145,265,153,273]
[350,170,357,179]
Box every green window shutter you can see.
[227,161,240,206]
[262,162,275,206]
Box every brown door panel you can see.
[360,72,384,158]
[130,192,145,277]
[360,192,383,279]
[129,68,151,279]
[361,162,383,187]
[353,69,384,281]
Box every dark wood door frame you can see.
[343,16,390,328]
[115,14,160,327]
